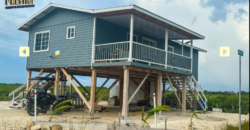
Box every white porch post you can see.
[128,14,134,62]
[182,39,184,55]
[91,17,96,66]
[190,39,193,72]
[164,29,169,68]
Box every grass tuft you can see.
[222,120,249,130]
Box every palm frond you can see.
[54,100,72,110]
[49,106,73,122]
[144,105,170,121]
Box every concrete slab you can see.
[34,121,108,130]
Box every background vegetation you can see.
[0,83,249,114]
[164,90,249,115]
[0,83,109,101]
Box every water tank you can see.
[109,84,119,98]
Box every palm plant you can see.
[49,100,73,122]
[141,105,170,127]
[189,110,209,129]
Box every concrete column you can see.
[122,68,129,120]
[89,69,97,116]
[182,77,186,114]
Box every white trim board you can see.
[66,26,76,39]
[171,40,207,53]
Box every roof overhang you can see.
[18,3,205,40]
[171,40,207,53]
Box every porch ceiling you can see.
[18,4,205,40]
[99,14,186,40]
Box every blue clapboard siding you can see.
[96,18,199,80]
[27,8,94,68]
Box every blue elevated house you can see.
[15,3,207,121]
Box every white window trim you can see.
[33,30,50,52]
[66,26,76,39]
[168,45,174,52]
[127,33,138,42]
[142,37,157,47]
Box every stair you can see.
[8,73,53,109]
[168,76,207,111]
[9,99,24,109]
[187,76,207,111]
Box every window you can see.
[142,37,157,47]
[34,30,50,52]
[66,26,75,39]
[127,33,138,42]
[168,46,174,52]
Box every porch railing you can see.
[95,41,129,61]
[167,52,191,71]
[94,41,192,71]
[132,42,165,66]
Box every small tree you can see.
[189,110,209,129]
[141,105,170,127]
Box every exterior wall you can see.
[128,78,145,104]
[110,84,119,97]
[96,18,199,80]
[26,8,94,69]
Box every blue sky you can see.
[0,0,249,92]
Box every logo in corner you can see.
[5,0,35,9]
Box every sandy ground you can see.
[0,101,248,130]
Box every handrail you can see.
[95,41,129,46]
[191,76,207,102]
[133,41,166,52]
[168,51,192,59]
[8,83,27,97]
[189,76,207,109]
[94,41,192,72]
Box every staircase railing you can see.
[8,83,27,97]
[187,76,207,110]
[10,91,24,101]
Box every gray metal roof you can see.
[17,3,205,40]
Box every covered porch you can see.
[92,13,204,72]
